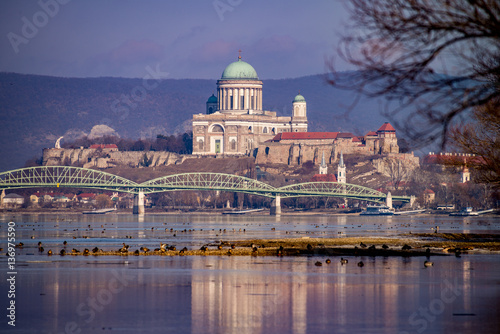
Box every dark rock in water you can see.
[402,244,412,250]
[357,261,364,267]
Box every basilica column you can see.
[251,88,255,109]
[259,89,262,110]
[225,88,229,110]
[245,88,249,110]
[234,88,239,110]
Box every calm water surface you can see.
[0,213,499,333]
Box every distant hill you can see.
[0,72,402,171]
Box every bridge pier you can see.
[133,190,145,214]
[386,191,392,209]
[270,195,281,215]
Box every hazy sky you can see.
[0,0,351,79]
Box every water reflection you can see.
[1,214,500,333]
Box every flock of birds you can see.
[13,239,436,268]
[311,241,435,268]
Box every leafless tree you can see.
[386,159,408,191]
[328,0,500,147]
[449,98,500,189]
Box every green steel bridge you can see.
[0,166,411,214]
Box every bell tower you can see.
[337,151,346,184]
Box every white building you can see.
[192,54,308,156]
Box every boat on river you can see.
[360,205,394,216]
[222,208,265,215]
[449,207,494,216]
[82,208,117,214]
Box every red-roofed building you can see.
[377,122,396,134]
[423,189,435,204]
[78,193,96,203]
[256,122,402,165]
[311,174,337,182]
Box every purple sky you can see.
[0,0,351,79]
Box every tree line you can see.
[62,132,193,154]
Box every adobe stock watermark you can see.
[7,0,72,54]
[46,268,135,334]
[106,64,168,124]
[400,278,462,334]
[213,0,243,21]
[236,286,286,328]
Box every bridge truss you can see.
[0,166,410,203]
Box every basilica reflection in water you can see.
[189,257,409,333]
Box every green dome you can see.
[293,93,306,102]
[207,94,217,103]
[221,58,259,80]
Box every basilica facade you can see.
[192,55,308,156]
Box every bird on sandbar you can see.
[200,245,207,252]
[307,244,313,251]
[360,242,367,248]
[315,261,322,266]
[47,250,53,256]
[402,244,412,250]
[72,248,79,254]
[63,241,67,246]
[83,249,90,255]
[368,245,376,250]
[160,243,167,251]
[325,259,331,264]
[217,245,223,250]
[140,246,150,253]
[39,247,44,253]
[424,260,434,267]
[357,261,364,267]
[119,243,129,253]
[92,247,99,253]
[60,249,66,256]
[340,258,348,265]
[382,244,389,250]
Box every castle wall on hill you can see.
[255,140,373,165]
[42,148,185,168]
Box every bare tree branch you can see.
[327,0,500,148]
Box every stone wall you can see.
[43,148,185,169]
[255,141,373,165]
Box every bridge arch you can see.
[277,182,396,204]
[139,172,277,197]
[0,166,139,193]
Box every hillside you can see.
[0,72,401,171]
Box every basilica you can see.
[192,54,308,156]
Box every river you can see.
[0,213,499,333]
